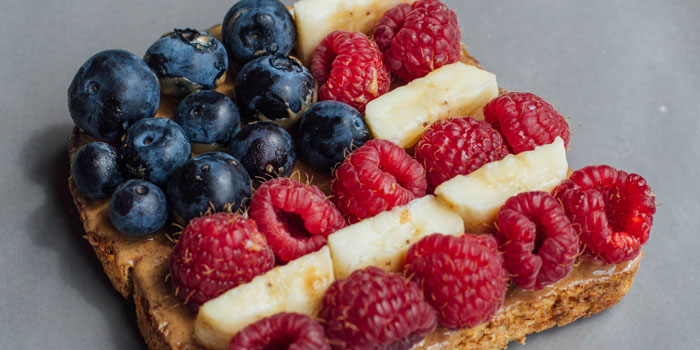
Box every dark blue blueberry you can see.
[222,0,296,67]
[235,55,315,128]
[297,101,370,172]
[120,118,191,187]
[72,142,123,199]
[144,29,228,97]
[109,179,168,236]
[68,50,160,142]
[167,152,252,222]
[229,122,295,181]
[174,90,240,149]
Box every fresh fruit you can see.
[310,31,390,112]
[555,165,656,264]
[229,312,330,350]
[374,0,461,82]
[319,266,437,350]
[195,247,335,350]
[293,0,415,64]
[495,191,579,290]
[297,101,370,172]
[435,137,568,232]
[327,195,464,279]
[415,116,510,192]
[67,50,159,142]
[167,152,252,222]
[170,213,274,308]
[248,178,346,262]
[235,55,316,128]
[365,62,498,148]
[144,28,228,96]
[331,139,426,223]
[228,122,296,180]
[71,142,122,199]
[222,0,296,67]
[120,118,191,187]
[405,233,507,329]
[108,179,168,236]
[483,92,571,154]
[174,90,241,151]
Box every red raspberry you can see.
[415,116,510,192]
[554,165,656,264]
[495,191,579,290]
[483,92,571,154]
[319,266,437,350]
[169,213,274,307]
[373,0,461,81]
[331,139,427,223]
[248,178,346,262]
[310,31,390,112]
[229,312,330,350]
[405,233,507,329]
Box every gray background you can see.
[0,0,698,349]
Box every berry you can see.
[297,101,370,172]
[68,50,159,142]
[248,178,345,262]
[373,0,461,82]
[144,28,228,97]
[331,140,426,223]
[235,55,315,128]
[228,122,296,181]
[169,212,274,307]
[109,179,168,236]
[72,142,122,199]
[405,233,507,329]
[167,152,252,222]
[229,312,329,350]
[415,116,510,192]
[554,165,656,264]
[319,266,437,350]
[495,191,579,290]
[483,92,571,154]
[310,31,390,112]
[174,90,241,149]
[222,0,296,67]
[120,118,191,187]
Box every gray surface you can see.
[0,0,698,349]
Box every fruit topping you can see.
[229,312,330,350]
[174,90,241,149]
[495,191,579,290]
[108,179,168,236]
[229,122,296,181]
[71,142,122,199]
[310,31,390,112]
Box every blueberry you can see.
[68,50,160,142]
[109,179,168,236]
[297,101,370,172]
[235,55,316,128]
[120,118,191,187]
[167,152,252,222]
[72,142,123,198]
[144,29,228,97]
[174,90,240,151]
[222,0,296,67]
[229,122,295,181]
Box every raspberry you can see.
[169,213,274,307]
[310,31,390,112]
[495,192,579,290]
[248,178,346,262]
[415,116,510,192]
[331,139,427,223]
[319,266,437,350]
[373,0,461,81]
[554,165,656,264]
[405,233,507,329]
[483,92,570,154]
[229,312,330,350]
